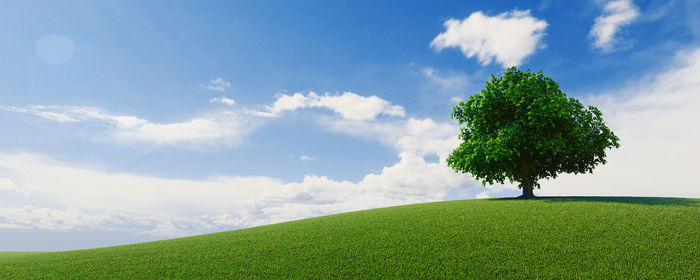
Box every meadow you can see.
[0,197,698,279]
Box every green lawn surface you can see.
[0,252,47,258]
[0,197,698,279]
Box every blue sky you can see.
[1,0,699,250]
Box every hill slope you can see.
[1,197,698,279]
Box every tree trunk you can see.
[521,184,534,198]
[518,160,536,198]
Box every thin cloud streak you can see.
[200,77,231,92]
[0,105,256,146]
[421,67,469,91]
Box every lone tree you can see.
[447,67,620,198]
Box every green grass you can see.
[0,252,46,258]
[0,197,698,279]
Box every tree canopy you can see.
[447,67,620,197]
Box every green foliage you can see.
[447,67,620,191]
[0,197,697,279]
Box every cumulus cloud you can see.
[0,148,473,235]
[209,97,236,106]
[0,204,210,237]
[0,105,255,146]
[590,0,639,51]
[263,91,406,121]
[431,10,548,68]
[538,48,700,198]
[200,77,231,91]
[0,206,127,231]
[321,117,460,162]
[475,191,490,199]
[0,95,481,236]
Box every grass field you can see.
[0,197,698,279]
[0,252,46,258]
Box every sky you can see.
[0,0,698,251]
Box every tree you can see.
[447,67,620,198]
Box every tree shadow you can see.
[494,196,699,206]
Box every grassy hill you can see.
[0,197,698,279]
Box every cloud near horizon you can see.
[0,90,477,236]
[431,10,548,68]
[538,47,700,198]
[2,48,699,237]
[0,118,474,235]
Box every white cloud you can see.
[421,67,469,91]
[267,93,310,114]
[0,148,474,235]
[475,191,490,199]
[538,48,700,198]
[1,91,406,147]
[264,91,406,121]
[321,117,460,162]
[0,204,204,237]
[299,155,317,161]
[118,116,244,145]
[34,111,79,123]
[431,10,548,68]
[0,105,256,146]
[0,206,122,231]
[209,97,236,106]
[590,0,639,51]
[0,106,79,123]
[0,178,17,191]
[141,221,198,237]
[0,95,483,235]
[200,77,231,91]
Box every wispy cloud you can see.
[200,77,231,92]
[299,155,317,161]
[0,105,79,123]
[0,105,256,146]
[590,0,639,51]
[431,10,548,68]
[421,67,469,91]
[209,97,236,106]
[2,91,407,147]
